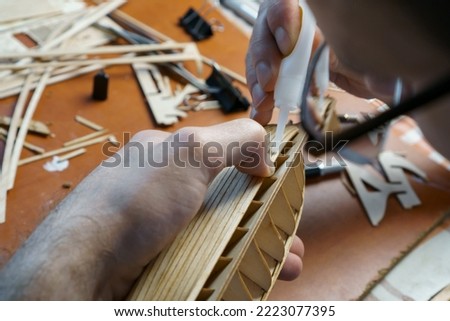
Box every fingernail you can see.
[256,61,272,89]
[275,27,291,56]
[251,83,267,107]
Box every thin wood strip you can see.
[40,0,126,50]
[109,9,247,85]
[0,64,102,99]
[8,69,52,190]
[74,115,104,131]
[0,52,201,71]
[64,129,109,146]
[0,116,51,136]
[22,141,45,154]
[135,171,236,300]
[159,171,250,300]
[0,74,34,223]
[18,134,109,166]
[107,135,120,147]
[132,169,258,300]
[172,173,255,300]
[0,43,196,60]
[0,74,33,179]
[130,166,236,300]
[44,7,87,44]
[57,148,87,162]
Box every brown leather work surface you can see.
[269,119,450,300]
[1,0,449,301]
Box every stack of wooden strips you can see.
[128,125,306,300]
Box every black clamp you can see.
[179,7,213,41]
[206,64,249,113]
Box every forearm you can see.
[0,167,134,300]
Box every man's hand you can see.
[0,119,303,300]
[246,0,302,125]
[246,0,403,126]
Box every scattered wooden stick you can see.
[75,115,104,131]
[40,0,127,50]
[0,116,51,136]
[0,43,197,60]
[0,64,102,99]
[109,9,247,85]
[22,141,46,154]
[18,134,110,166]
[57,148,87,163]
[8,68,52,190]
[0,73,35,223]
[0,51,201,71]
[63,129,109,147]
[107,135,120,147]
[0,131,46,154]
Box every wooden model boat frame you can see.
[129,125,306,300]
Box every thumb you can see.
[169,119,274,183]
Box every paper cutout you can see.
[346,151,427,226]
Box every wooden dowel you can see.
[18,134,110,166]
[75,115,104,131]
[63,129,109,146]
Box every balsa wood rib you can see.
[128,125,306,300]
